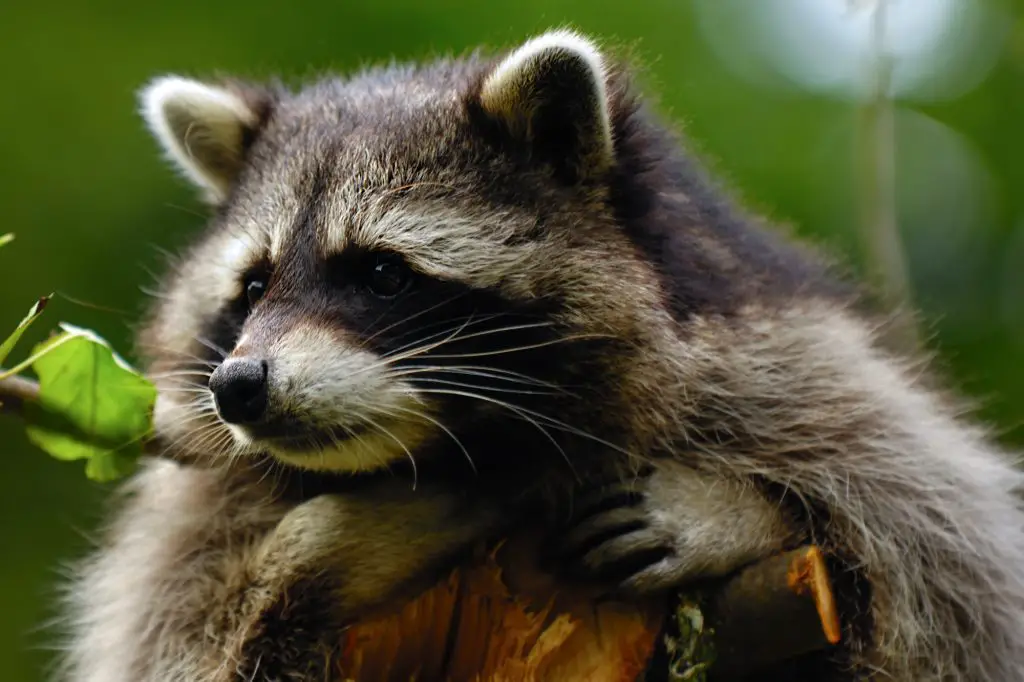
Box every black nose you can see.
[209,358,269,424]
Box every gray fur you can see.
[55,29,1024,681]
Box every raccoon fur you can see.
[56,29,1024,682]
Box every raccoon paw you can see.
[546,474,685,595]
[545,461,788,596]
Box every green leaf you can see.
[23,323,156,482]
[667,592,717,681]
[0,295,50,366]
[0,233,13,249]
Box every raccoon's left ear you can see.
[139,76,274,204]
[473,29,614,184]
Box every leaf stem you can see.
[0,331,77,381]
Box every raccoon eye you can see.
[244,274,268,307]
[368,255,414,299]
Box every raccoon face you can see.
[137,30,661,474]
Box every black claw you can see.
[571,489,646,524]
[591,545,674,586]
[541,470,662,582]
[541,517,648,572]
[565,519,649,563]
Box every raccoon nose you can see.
[209,358,269,424]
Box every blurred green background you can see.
[2,1,1022,679]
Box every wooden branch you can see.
[333,538,841,681]
[665,545,841,680]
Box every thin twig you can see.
[856,0,921,353]
[0,373,40,414]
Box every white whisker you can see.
[381,312,515,346]
[360,291,474,346]
[402,386,578,479]
[159,387,214,396]
[412,386,631,459]
[417,332,609,360]
[193,335,229,359]
[148,369,214,381]
[378,404,477,475]
[358,415,418,490]
[388,375,558,397]
[385,365,571,392]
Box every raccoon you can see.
[58,29,1024,682]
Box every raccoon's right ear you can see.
[139,76,274,204]
[471,30,614,185]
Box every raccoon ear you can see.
[139,76,272,203]
[475,30,614,184]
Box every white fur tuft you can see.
[139,76,259,203]
[485,28,608,93]
[481,29,614,162]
